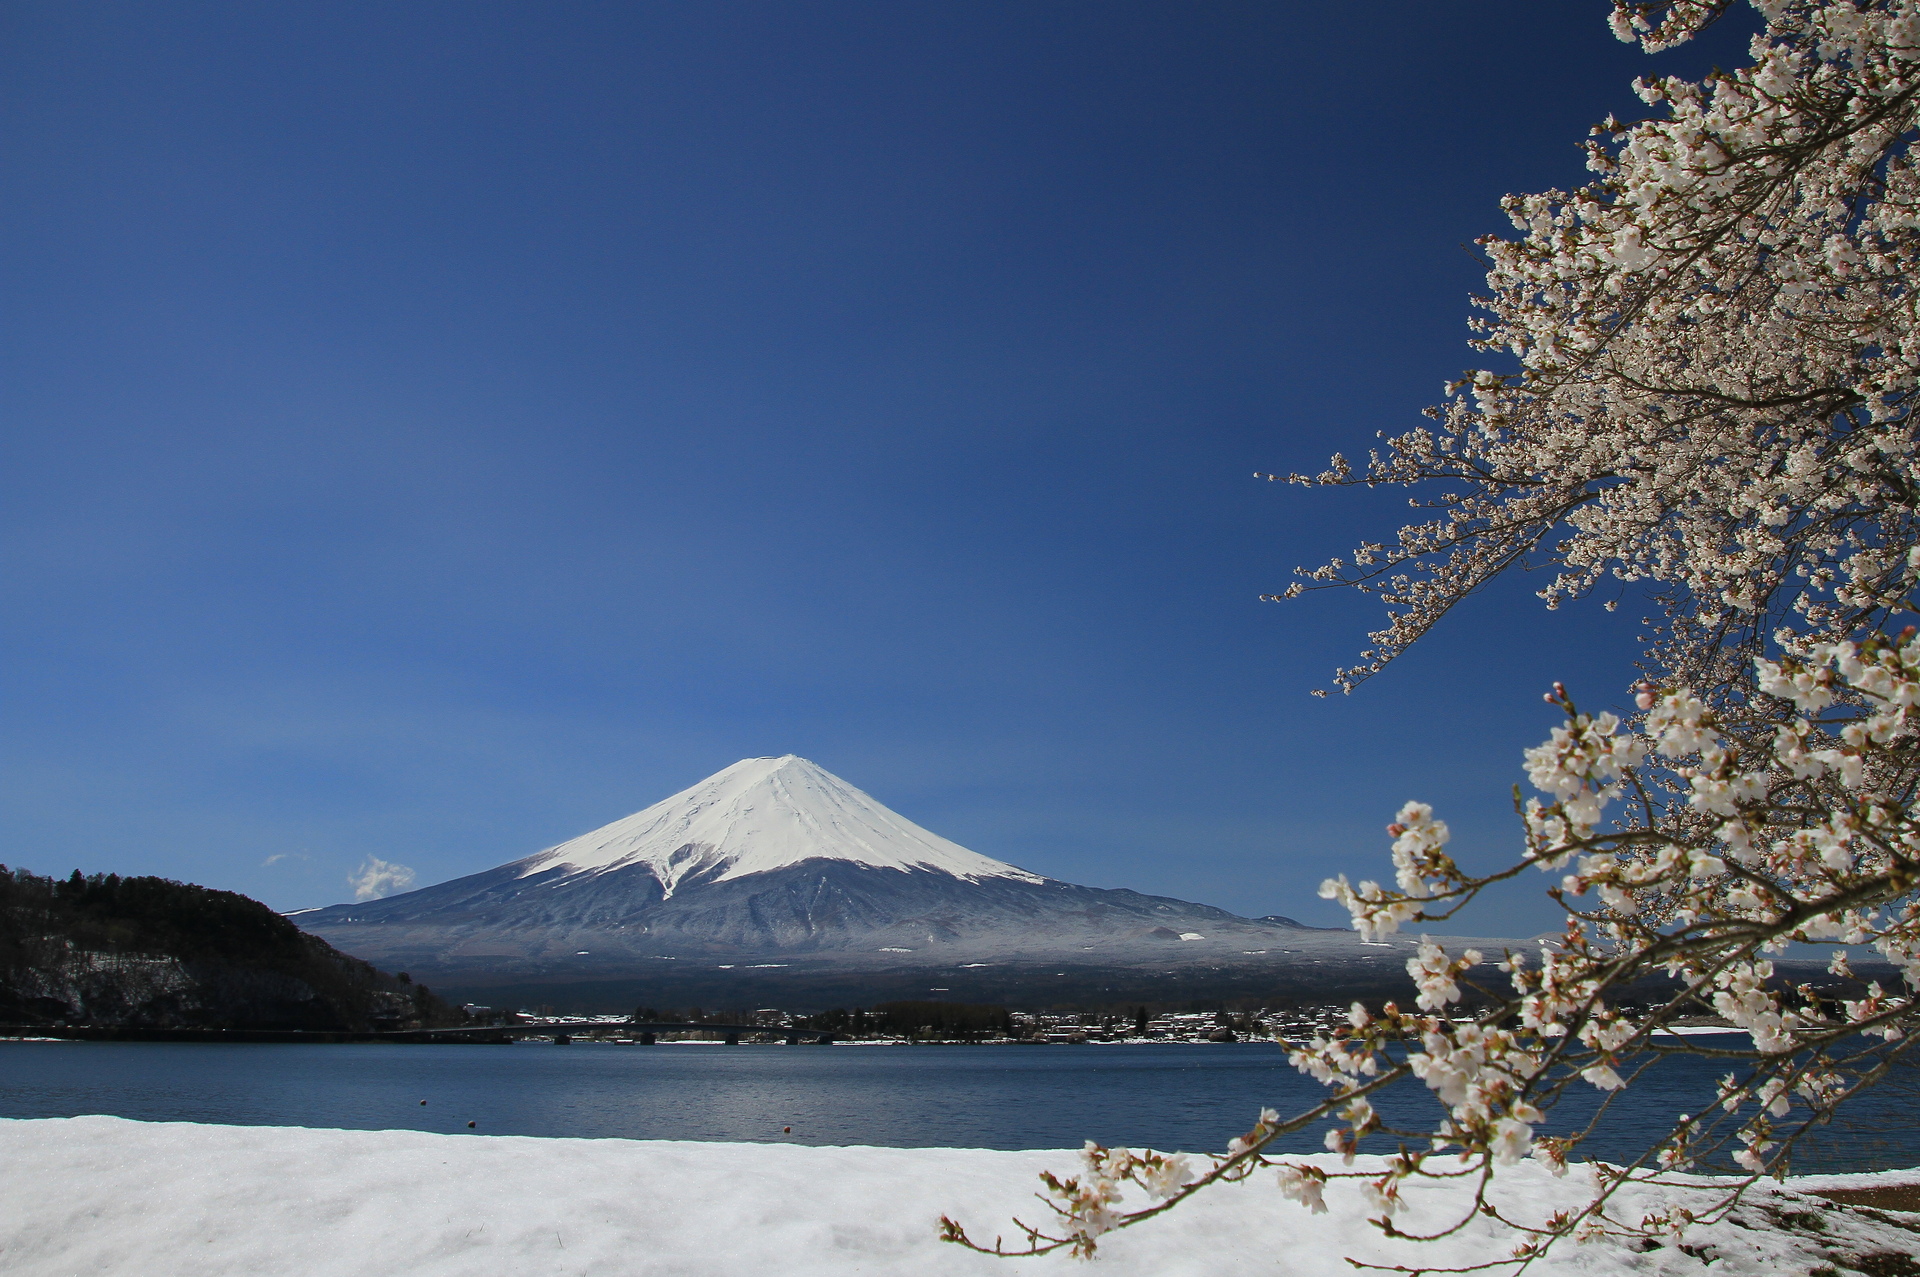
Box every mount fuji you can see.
[291,756,1496,1005]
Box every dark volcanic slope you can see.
[294,857,1357,980]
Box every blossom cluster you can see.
[938,1129,1220,1257]
[1290,635,1920,1247]
[1268,0,1920,699]
[948,636,1920,1262]
[946,5,1920,1264]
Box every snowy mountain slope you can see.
[512,755,1044,895]
[291,756,1496,988]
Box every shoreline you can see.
[0,1029,1305,1046]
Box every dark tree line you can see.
[0,865,458,1031]
[794,1001,1013,1040]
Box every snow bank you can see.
[1,1116,1916,1276]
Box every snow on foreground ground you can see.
[2,1117,1917,1277]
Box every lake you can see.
[2,1038,1915,1172]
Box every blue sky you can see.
[0,2,1756,932]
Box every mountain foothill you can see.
[0,866,457,1032]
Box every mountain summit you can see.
[291,756,1470,1001]
[518,755,1043,897]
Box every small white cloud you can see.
[262,852,310,867]
[348,857,417,901]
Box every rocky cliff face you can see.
[0,866,450,1031]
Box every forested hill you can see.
[0,866,457,1031]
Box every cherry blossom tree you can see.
[943,1,1920,1263]
[1274,0,1920,702]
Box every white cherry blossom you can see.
[947,5,1920,1265]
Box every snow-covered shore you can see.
[1,1116,1915,1276]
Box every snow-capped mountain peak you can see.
[515,755,1046,896]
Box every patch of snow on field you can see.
[0,1117,1916,1277]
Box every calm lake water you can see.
[2,1039,1915,1172]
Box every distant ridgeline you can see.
[0,866,457,1031]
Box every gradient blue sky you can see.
[0,2,1757,932]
